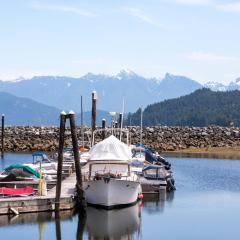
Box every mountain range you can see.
[1,70,240,126]
[0,70,202,112]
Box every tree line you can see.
[125,89,240,127]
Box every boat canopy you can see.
[88,135,132,161]
[32,152,51,163]
[32,152,49,160]
[5,164,40,178]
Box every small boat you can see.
[24,152,74,179]
[0,164,40,181]
[131,144,175,192]
[82,135,142,209]
[141,164,175,192]
[0,186,34,197]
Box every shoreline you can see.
[164,147,240,159]
[2,126,240,158]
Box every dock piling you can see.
[91,91,97,146]
[1,114,4,158]
[101,118,106,140]
[118,113,123,128]
[69,111,86,214]
[55,111,66,213]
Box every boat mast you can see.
[81,95,84,147]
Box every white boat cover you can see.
[88,135,132,161]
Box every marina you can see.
[0,155,240,239]
[0,115,176,215]
[1,1,240,238]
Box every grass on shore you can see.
[165,147,240,159]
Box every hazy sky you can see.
[0,0,239,84]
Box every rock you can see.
[1,125,240,152]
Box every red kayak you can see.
[0,186,34,197]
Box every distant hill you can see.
[0,92,60,125]
[0,71,202,112]
[126,89,240,127]
[0,92,111,126]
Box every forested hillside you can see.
[126,89,240,127]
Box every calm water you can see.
[0,153,240,239]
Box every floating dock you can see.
[0,173,77,215]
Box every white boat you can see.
[82,135,142,208]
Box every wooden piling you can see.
[1,114,4,158]
[55,111,66,213]
[118,113,123,128]
[69,111,86,213]
[91,91,97,146]
[101,118,106,140]
[119,113,123,141]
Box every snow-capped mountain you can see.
[115,69,138,80]
[204,78,240,91]
[204,82,228,91]
[228,78,240,91]
[0,70,204,112]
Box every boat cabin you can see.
[142,165,167,180]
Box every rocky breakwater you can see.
[2,126,73,152]
[129,126,240,152]
[1,126,240,152]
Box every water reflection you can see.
[142,190,175,214]
[1,155,240,240]
[85,203,141,239]
[0,191,174,240]
[0,211,73,226]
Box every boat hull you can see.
[83,179,141,208]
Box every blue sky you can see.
[0,0,239,84]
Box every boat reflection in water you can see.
[85,202,142,239]
[0,192,174,240]
[142,190,175,214]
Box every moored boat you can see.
[140,164,175,192]
[82,135,142,209]
[131,144,176,192]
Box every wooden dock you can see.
[0,112,87,216]
[0,173,77,215]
